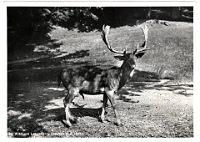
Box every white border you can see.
[1,1,199,141]
[1,1,198,6]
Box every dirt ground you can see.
[7,68,193,138]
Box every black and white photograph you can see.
[3,1,197,138]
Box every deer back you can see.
[59,66,124,94]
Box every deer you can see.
[58,24,149,127]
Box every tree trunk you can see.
[171,7,181,20]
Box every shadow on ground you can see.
[8,49,91,71]
[7,55,193,137]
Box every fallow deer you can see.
[58,24,149,127]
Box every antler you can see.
[135,24,150,54]
[102,25,125,54]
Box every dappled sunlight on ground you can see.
[7,77,193,137]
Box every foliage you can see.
[50,7,100,32]
[8,7,193,36]
[8,7,52,36]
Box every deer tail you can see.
[79,91,85,100]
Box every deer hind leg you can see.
[106,90,121,126]
[63,89,78,127]
[100,93,108,123]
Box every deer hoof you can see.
[114,120,122,126]
[65,120,72,127]
[99,116,105,123]
[70,117,78,124]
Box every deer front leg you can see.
[106,90,121,126]
[63,96,72,127]
[99,93,108,123]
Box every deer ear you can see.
[133,49,137,55]
[133,48,146,58]
[114,55,125,61]
[134,52,145,58]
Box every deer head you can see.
[102,24,149,70]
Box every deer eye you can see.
[129,59,135,64]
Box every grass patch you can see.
[50,21,193,83]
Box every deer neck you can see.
[117,63,135,90]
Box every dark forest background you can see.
[8,7,193,35]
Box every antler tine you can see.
[102,25,125,54]
[136,24,150,53]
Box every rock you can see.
[164,22,170,26]
[158,67,175,80]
